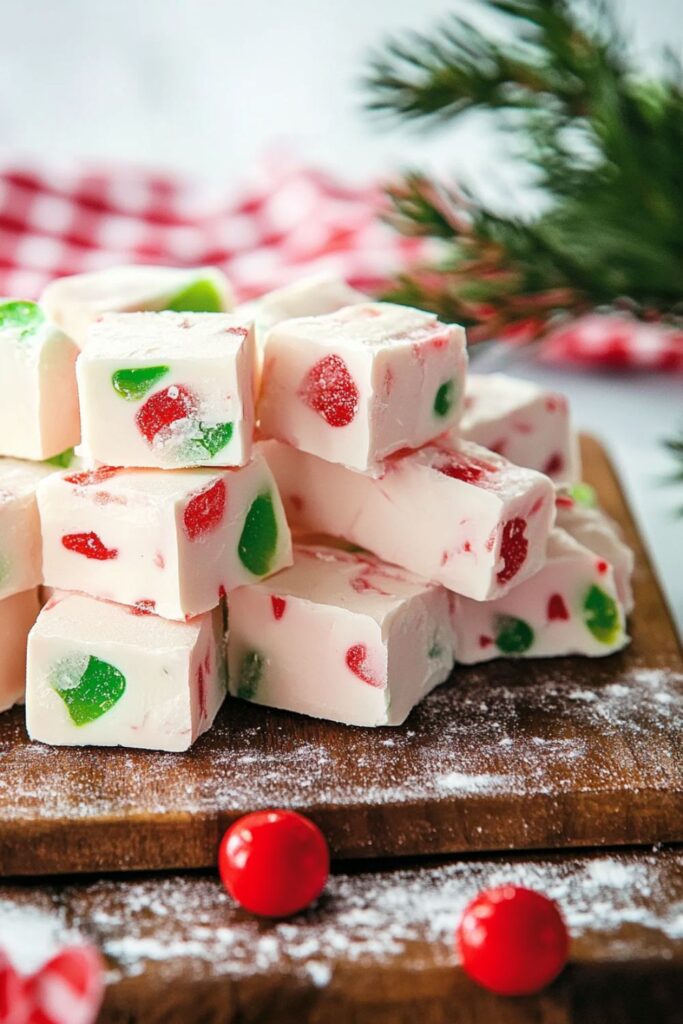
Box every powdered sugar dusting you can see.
[0,663,680,838]
[1,851,680,986]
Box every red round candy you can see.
[218,810,329,918]
[456,885,569,996]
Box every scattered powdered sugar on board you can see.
[0,662,680,823]
[0,851,680,986]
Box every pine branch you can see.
[364,0,683,334]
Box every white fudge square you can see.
[0,300,80,460]
[457,373,581,482]
[41,265,233,348]
[262,437,555,601]
[556,492,635,612]
[0,588,40,711]
[37,453,292,621]
[26,591,226,751]
[239,274,366,353]
[450,528,629,664]
[0,458,54,600]
[77,311,256,469]
[227,544,455,727]
[258,301,468,473]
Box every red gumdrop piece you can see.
[183,479,226,541]
[271,596,286,620]
[64,466,120,487]
[596,560,608,574]
[497,518,528,584]
[197,663,207,719]
[62,531,118,561]
[543,452,564,476]
[437,455,497,485]
[456,885,569,996]
[136,384,198,443]
[345,643,383,687]
[547,593,569,621]
[218,809,329,917]
[300,354,359,427]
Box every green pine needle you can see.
[364,0,683,332]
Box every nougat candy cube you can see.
[556,491,634,612]
[458,373,580,482]
[0,300,80,460]
[259,302,468,473]
[77,312,256,469]
[37,453,292,620]
[0,458,54,599]
[41,265,233,348]
[26,592,226,750]
[450,528,629,663]
[0,588,40,711]
[239,274,366,353]
[228,545,455,727]
[262,437,555,601]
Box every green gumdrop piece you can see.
[112,365,170,400]
[583,585,620,644]
[165,277,223,313]
[569,482,597,508]
[237,650,264,700]
[54,654,126,726]
[197,421,233,457]
[44,447,76,468]
[428,634,443,659]
[0,553,9,586]
[434,379,456,418]
[0,300,45,339]
[238,492,278,576]
[495,615,534,654]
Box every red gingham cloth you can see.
[0,157,424,303]
[1,158,680,371]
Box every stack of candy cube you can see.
[0,264,634,747]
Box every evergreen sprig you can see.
[364,0,683,337]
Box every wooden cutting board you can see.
[1,847,681,1023]
[0,436,680,876]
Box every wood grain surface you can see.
[0,436,681,876]
[1,847,681,1023]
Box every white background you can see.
[1,0,681,632]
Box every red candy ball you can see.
[218,810,329,918]
[456,885,569,996]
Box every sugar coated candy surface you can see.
[37,452,292,620]
[0,588,40,711]
[41,265,233,348]
[0,299,80,460]
[227,544,455,726]
[238,274,366,354]
[450,528,629,664]
[258,302,468,473]
[0,457,54,600]
[77,311,256,469]
[26,591,226,750]
[457,373,581,483]
[555,491,635,612]
[262,437,555,601]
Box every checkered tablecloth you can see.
[1,158,680,371]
